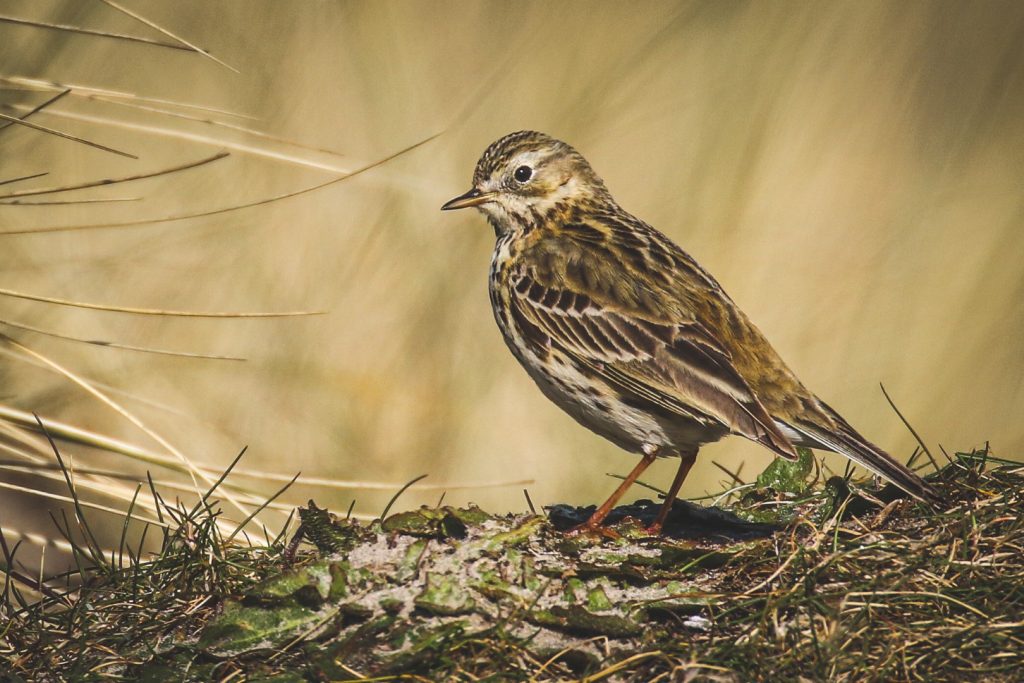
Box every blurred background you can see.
[1,1,1022,569]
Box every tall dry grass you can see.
[1,1,1022,569]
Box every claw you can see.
[643,523,663,537]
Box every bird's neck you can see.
[484,191,611,241]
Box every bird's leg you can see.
[569,450,658,536]
[646,448,698,536]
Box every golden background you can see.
[2,1,1022,549]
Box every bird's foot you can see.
[642,522,664,537]
[565,522,620,540]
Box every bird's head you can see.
[442,131,610,235]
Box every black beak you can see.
[441,187,494,211]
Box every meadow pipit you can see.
[442,131,938,535]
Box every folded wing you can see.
[508,235,798,460]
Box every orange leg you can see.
[571,451,658,535]
[646,448,698,536]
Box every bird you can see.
[441,130,939,535]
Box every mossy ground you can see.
[3,448,1022,682]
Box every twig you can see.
[0,479,165,528]
[86,94,346,156]
[0,404,532,492]
[0,75,255,118]
[0,285,323,317]
[0,335,261,527]
[0,102,351,173]
[0,88,70,132]
[0,14,190,50]
[712,459,746,487]
[0,315,244,359]
[524,488,537,515]
[0,132,441,236]
[0,197,139,205]
[0,111,137,159]
[0,172,48,188]
[0,151,227,200]
[0,527,71,605]
[378,474,429,522]
[880,383,940,472]
[98,0,239,73]
[225,473,300,544]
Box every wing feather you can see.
[508,240,797,459]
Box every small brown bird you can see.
[442,131,938,535]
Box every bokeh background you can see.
[2,1,1022,564]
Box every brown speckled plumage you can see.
[443,131,938,532]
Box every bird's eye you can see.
[513,165,533,183]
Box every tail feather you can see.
[782,401,941,505]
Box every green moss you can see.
[251,561,333,604]
[756,446,815,494]
[528,605,643,638]
[414,573,476,615]
[295,501,371,554]
[480,515,546,551]
[586,583,613,612]
[381,504,495,537]
[199,602,328,657]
